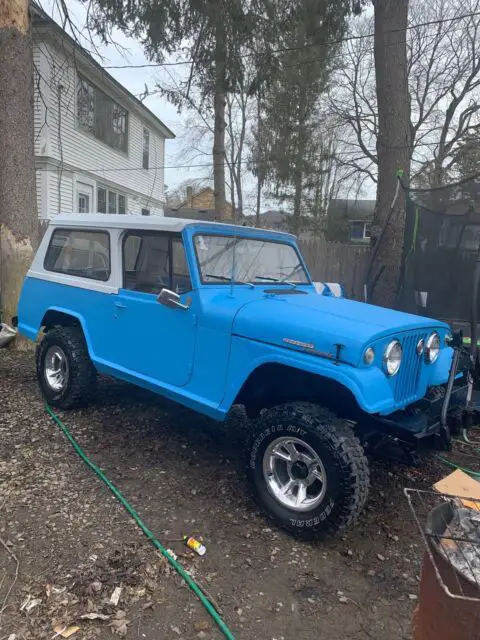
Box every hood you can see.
[232,292,447,365]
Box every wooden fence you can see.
[298,237,369,301]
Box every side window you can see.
[44,229,110,281]
[123,233,192,295]
[172,238,192,294]
[123,233,169,294]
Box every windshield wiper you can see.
[205,274,255,288]
[255,275,296,288]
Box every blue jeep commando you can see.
[17,214,472,537]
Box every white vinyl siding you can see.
[32,38,166,219]
[33,44,50,157]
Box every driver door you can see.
[110,231,196,387]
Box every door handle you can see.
[114,301,127,309]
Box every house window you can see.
[143,129,150,170]
[77,75,128,153]
[350,221,371,240]
[44,229,110,281]
[78,193,90,213]
[108,190,117,214]
[97,186,126,214]
[141,208,150,216]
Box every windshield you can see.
[194,234,310,285]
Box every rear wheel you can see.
[36,326,97,409]
[248,402,369,537]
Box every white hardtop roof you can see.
[50,213,295,238]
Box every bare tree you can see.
[330,0,480,187]
[161,73,253,220]
[328,16,378,184]
[225,84,251,221]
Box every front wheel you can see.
[248,403,369,537]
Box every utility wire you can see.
[102,10,480,69]
[35,146,480,175]
[32,23,480,177]
[35,17,469,81]
[33,55,472,171]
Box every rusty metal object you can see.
[414,539,480,640]
[410,499,480,640]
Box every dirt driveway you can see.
[0,349,469,640]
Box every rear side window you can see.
[44,229,110,281]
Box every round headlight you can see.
[364,347,375,365]
[425,332,440,364]
[383,340,402,376]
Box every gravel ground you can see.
[1,349,479,640]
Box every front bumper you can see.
[369,382,469,443]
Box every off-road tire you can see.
[36,326,97,409]
[247,402,369,537]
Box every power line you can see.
[34,135,476,174]
[32,24,478,178]
[102,10,480,70]
[33,17,469,121]
[32,55,474,177]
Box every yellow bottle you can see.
[184,536,206,556]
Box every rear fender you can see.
[38,307,93,356]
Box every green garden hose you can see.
[435,454,480,478]
[45,404,236,640]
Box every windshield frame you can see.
[192,232,313,287]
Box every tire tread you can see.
[36,326,96,409]
[248,402,370,536]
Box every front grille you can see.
[393,333,426,406]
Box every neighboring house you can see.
[326,199,375,243]
[32,3,175,222]
[243,209,292,231]
[166,185,234,220]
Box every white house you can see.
[31,4,175,221]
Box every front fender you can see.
[220,335,400,416]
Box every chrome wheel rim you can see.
[262,436,327,512]
[44,345,69,392]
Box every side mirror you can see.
[157,288,190,310]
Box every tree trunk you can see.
[255,93,263,228]
[370,0,411,307]
[0,0,38,331]
[234,170,243,222]
[213,4,227,219]
[228,163,236,223]
[255,177,262,227]
[293,168,303,236]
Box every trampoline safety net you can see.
[398,176,480,336]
